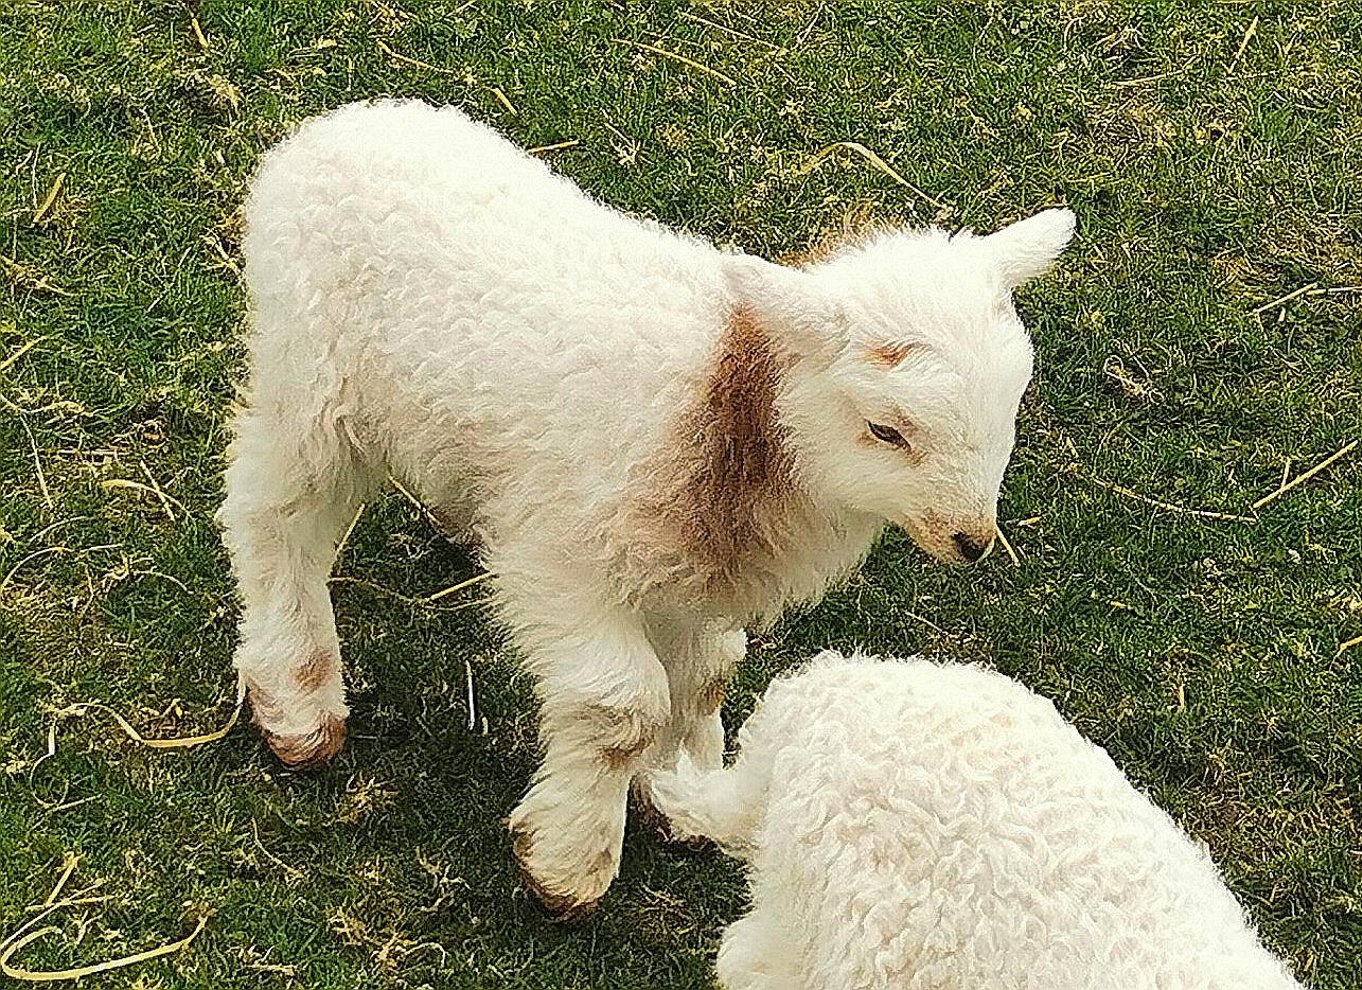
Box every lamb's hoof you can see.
[631,785,715,855]
[257,714,346,771]
[509,826,602,923]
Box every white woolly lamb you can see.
[645,652,1305,990]
[217,99,1075,915]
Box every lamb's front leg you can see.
[501,582,670,919]
[652,621,746,773]
[629,622,743,845]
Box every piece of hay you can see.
[612,38,737,86]
[20,418,52,509]
[327,574,491,609]
[993,524,1022,566]
[0,336,46,374]
[1,916,207,982]
[0,547,72,596]
[801,142,947,212]
[425,571,491,603]
[375,39,458,75]
[1227,16,1258,73]
[32,680,245,783]
[527,139,580,155]
[1081,472,1257,523]
[334,501,367,568]
[464,657,477,732]
[0,252,70,295]
[41,855,78,908]
[100,479,188,521]
[1251,440,1358,511]
[1,859,207,983]
[189,15,210,51]
[32,173,65,224]
[678,11,784,51]
[387,475,445,532]
[1250,281,1318,316]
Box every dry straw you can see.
[612,38,737,86]
[1251,440,1358,511]
[993,524,1022,567]
[0,857,207,983]
[31,174,65,224]
[801,142,948,212]
[33,679,245,783]
[375,39,457,75]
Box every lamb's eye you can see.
[867,421,909,448]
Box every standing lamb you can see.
[217,99,1075,916]
[645,652,1306,990]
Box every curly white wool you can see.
[647,652,1304,990]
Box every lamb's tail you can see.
[641,751,766,856]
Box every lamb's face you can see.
[816,295,1034,563]
[727,209,1074,564]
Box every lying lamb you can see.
[217,98,1074,915]
[645,652,1305,990]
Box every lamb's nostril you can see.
[952,532,988,563]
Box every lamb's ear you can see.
[983,208,1076,289]
[723,254,846,357]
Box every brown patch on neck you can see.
[684,304,794,577]
[867,341,926,368]
[635,303,799,602]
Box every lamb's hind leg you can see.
[218,401,372,769]
[644,621,745,773]
[675,623,745,772]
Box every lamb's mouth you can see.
[899,517,964,564]
[899,515,996,565]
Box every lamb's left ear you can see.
[723,254,846,358]
[983,208,1076,289]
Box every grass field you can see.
[1,1,1360,986]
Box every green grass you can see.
[1,0,1360,986]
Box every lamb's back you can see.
[751,656,1300,989]
[241,100,727,517]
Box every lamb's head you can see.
[727,208,1074,564]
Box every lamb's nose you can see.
[952,532,990,563]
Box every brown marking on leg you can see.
[294,649,337,693]
[630,782,716,855]
[508,824,601,922]
[245,675,346,771]
[257,713,346,771]
[581,700,667,773]
[599,742,642,771]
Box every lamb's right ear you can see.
[723,254,846,357]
